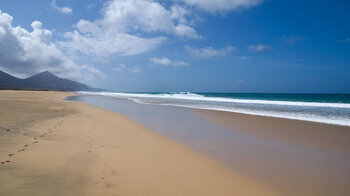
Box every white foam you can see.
[160,104,350,127]
[80,92,350,109]
[77,92,350,127]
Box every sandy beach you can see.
[195,109,350,195]
[0,90,276,196]
[195,109,350,153]
[1,0,349,195]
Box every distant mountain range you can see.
[0,70,104,91]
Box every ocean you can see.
[79,92,350,127]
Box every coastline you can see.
[79,92,350,127]
[0,91,275,196]
[71,94,350,195]
[194,109,350,195]
[194,109,350,153]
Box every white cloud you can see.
[248,44,272,52]
[176,0,263,13]
[61,0,200,59]
[80,65,106,80]
[113,63,141,73]
[150,57,172,66]
[113,64,127,72]
[239,56,252,60]
[62,31,166,57]
[129,67,141,73]
[0,10,102,80]
[149,57,190,67]
[51,0,72,14]
[185,45,236,58]
[170,5,191,25]
[100,0,198,38]
[86,3,96,10]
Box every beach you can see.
[0,90,275,196]
[1,0,349,195]
[195,109,350,195]
[1,91,350,196]
[195,109,350,152]
[71,93,350,196]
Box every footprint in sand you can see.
[96,177,114,188]
[24,144,29,148]
[18,149,25,152]
[96,177,105,184]
[1,160,11,164]
[8,154,14,157]
[6,129,11,132]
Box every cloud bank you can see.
[0,10,103,80]
[0,0,266,81]
[61,0,200,59]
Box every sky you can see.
[0,0,349,93]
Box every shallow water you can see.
[79,92,350,126]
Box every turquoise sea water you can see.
[79,92,350,126]
[198,93,350,103]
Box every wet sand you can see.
[195,109,350,195]
[195,109,350,153]
[0,91,275,196]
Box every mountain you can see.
[0,70,24,89]
[0,70,103,91]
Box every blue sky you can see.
[0,0,349,93]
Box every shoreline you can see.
[193,109,350,196]
[69,94,350,196]
[194,109,350,153]
[78,92,350,127]
[0,91,275,195]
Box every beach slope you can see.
[0,91,275,196]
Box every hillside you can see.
[0,70,103,91]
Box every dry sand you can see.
[0,91,276,196]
